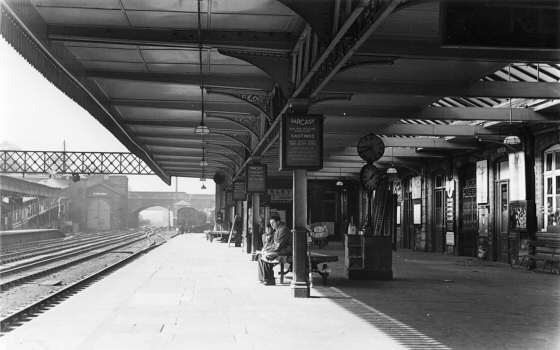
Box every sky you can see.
[0,37,215,194]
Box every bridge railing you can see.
[5,197,70,230]
[1,150,154,175]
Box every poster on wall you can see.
[476,160,488,204]
[478,206,489,237]
[446,232,455,246]
[510,200,527,231]
[280,114,323,170]
[413,203,422,224]
[411,176,422,199]
[509,152,526,201]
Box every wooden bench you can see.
[276,253,339,285]
[523,233,560,273]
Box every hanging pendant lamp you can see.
[336,168,344,187]
[386,147,398,174]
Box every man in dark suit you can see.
[258,214,291,285]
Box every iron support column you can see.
[292,169,309,297]
[251,193,260,255]
[243,199,250,254]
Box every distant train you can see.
[176,207,208,233]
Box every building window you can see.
[544,145,560,232]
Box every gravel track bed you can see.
[0,232,173,319]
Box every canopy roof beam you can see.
[319,106,554,122]
[326,80,560,100]
[48,26,296,53]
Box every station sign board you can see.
[232,181,246,201]
[246,164,267,193]
[280,114,323,171]
[225,190,234,206]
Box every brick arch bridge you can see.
[127,192,214,227]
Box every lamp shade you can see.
[194,123,210,135]
[386,167,398,174]
[503,135,521,145]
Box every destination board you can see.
[225,190,233,206]
[233,181,246,201]
[246,164,267,193]
[280,114,323,170]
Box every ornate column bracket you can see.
[207,112,261,139]
[217,48,293,98]
[204,142,245,164]
[211,131,252,153]
[206,87,272,122]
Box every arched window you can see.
[544,145,560,232]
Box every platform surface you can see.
[1,234,558,350]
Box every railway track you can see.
[0,231,177,333]
[1,231,144,276]
[0,233,147,291]
[0,230,127,264]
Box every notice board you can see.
[246,164,267,193]
[225,190,233,206]
[233,181,246,201]
[280,114,323,170]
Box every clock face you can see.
[360,164,381,191]
[357,134,385,163]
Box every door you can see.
[495,181,509,263]
[433,189,445,252]
[460,178,477,256]
[87,198,110,231]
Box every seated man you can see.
[258,214,291,285]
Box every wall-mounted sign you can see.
[476,160,488,204]
[413,203,422,224]
[225,190,233,206]
[509,152,526,201]
[246,164,267,193]
[280,114,323,170]
[411,176,422,199]
[446,231,455,246]
[233,181,246,201]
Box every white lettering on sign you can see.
[290,119,315,126]
[92,192,107,196]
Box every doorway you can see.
[460,177,477,256]
[433,175,445,253]
[495,180,510,263]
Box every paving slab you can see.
[1,234,448,350]
[2,234,558,350]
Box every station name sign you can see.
[246,164,267,193]
[280,114,323,171]
[232,181,246,201]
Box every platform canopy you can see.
[1,0,559,184]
